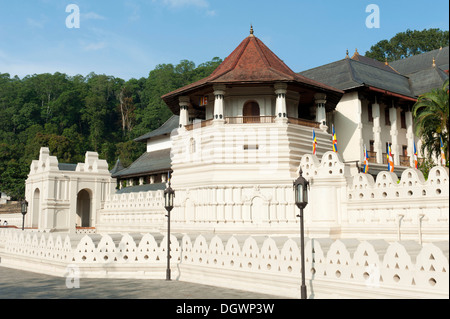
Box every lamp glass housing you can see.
[21,200,28,215]
[164,186,174,210]
[294,171,309,209]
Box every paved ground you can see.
[0,265,286,299]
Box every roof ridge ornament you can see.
[432,57,436,67]
[249,24,254,37]
[351,48,359,60]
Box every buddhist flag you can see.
[413,142,418,169]
[363,145,369,173]
[312,130,317,155]
[199,96,208,106]
[387,143,394,172]
[440,136,446,165]
[332,124,338,153]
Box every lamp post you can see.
[21,199,28,231]
[293,168,309,299]
[164,180,175,281]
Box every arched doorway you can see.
[76,189,91,227]
[251,196,264,223]
[32,188,40,228]
[243,101,260,123]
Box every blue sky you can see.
[0,0,448,80]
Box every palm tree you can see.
[412,79,449,165]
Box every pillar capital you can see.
[179,96,190,107]
[274,82,287,94]
[213,84,226,95]
[314,93,327,105]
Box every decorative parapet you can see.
[28,147,111,176]
[1,228,448,298]
[298,152,448,242]
[348,166,449,201]
[75,151,110,174]
[300,151,350,179]
[97,190,165,233]
[103,190,164,210]
[29,147,59,174]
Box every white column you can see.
[405,110,415,167]
[275,83,288,123]
[372,99,383,163]
[389,103,400,165]
[213,84,226,124]
[314,93,327,123]
[314,93,328,131]
[179,96,190,128]
[356,98,364,163]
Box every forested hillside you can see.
[0,57,222,200]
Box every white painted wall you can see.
[1,229,448,299]
[146,136,171,153]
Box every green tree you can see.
[365,28,449,62]
[114,140,146,168]
[413,79,449,166]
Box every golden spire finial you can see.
[432,57,436,67]
[345,49,349,59]
[250,24,254,36]
[385,57,388,65]
[355,48,358,54]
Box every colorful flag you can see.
[387,143,394,172]
[363,145,369,173]
[199,96,208,106]
[312,130,317,155]
[413,142,418,169]
[440,136,446,165]
[332,124,337,153]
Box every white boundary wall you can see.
[92,152,449,243]
[0,228,447,299]
[97,190,165,233]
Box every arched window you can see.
[190,137,196,153]
[243,101,260,123]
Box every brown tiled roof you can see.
[161,34,343,111]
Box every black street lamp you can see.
[164,180,175,281]
[293,168,309,299]
[21,199,28,231]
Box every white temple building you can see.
[1,28,447,299]
[18,29,448,240]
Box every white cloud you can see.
[82,41,107,51]
[82,12,106,20]
[27,18,45,29]
[161,0,209,8]
[125,0,141,21]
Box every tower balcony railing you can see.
[367,151,378,163]
[185,119,214,131]
[184,116,321,130]
[287,117,321,128]
[225,116,275,124]
[399,155,410,167]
